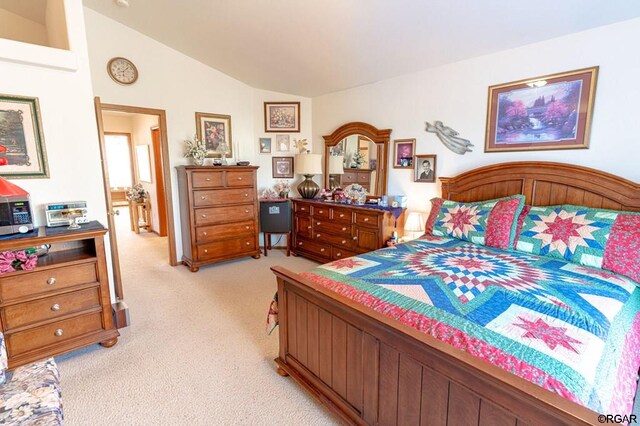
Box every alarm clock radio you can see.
[0,177,34,235]
[45,201,90,227]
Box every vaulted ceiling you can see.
[83,0,640,97]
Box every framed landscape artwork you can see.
[264,102,300,133]
[414,154,436,183]
[0,94,49,178]
[485,67,598,153]
[259,137,272,154]
[393,138,415,168]
[272,156,294,179]
[195,112,233,158]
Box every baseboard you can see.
[112,300,130,329]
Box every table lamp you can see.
[404,211,425,240]
[328,155,344,189]
[295,153,322,199]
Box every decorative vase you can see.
[297,174,320,199]
[192,156,205,166]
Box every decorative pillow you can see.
[425,195,525,250]
[514,205,640,281]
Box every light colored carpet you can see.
[56,209,337,425]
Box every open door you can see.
[94,96,129,328]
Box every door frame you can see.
[150,126,168,237]
[94,98,179,303]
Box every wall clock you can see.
[107,57,138,85]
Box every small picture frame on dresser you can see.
[272,157,294,179]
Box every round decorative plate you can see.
[344,184,368,204]
[107,57,138,85]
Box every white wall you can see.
[312,18,640,213]
[84,8,313,256]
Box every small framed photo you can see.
[393,139,415,169]
[276,134,290,152]
[414,154,436,183]
[195,112,232,158]
[0,94,49,178]
[272,156,294,179]
[264,102,300,133]
[259,137,271,154]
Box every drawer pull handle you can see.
[339,214,344,218]
[342,227,347,231]
[342,240,346,244]
[204,249,209,254]
[319,210,324,214]
[353,236,358,240]
[201,196,206,200]
[201,214,207,218]
[47,277,57,285]
[237,177,243,180]
[51,304,61,311]
[244,193,248,197]
[320,248,325,252]
[206,178,211,181]
[298,242,303,246]
[316,234,321,238]
[336,252,342,257]
[54,329,63,337]
[307,226,312,229]
[364,218,369,222]
[245,210,250,214]
[316,222,321,226]
[245,226,250,230]
[203,232,207,236]
[245,242,251,246]
[301,207,306,211]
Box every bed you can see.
[271,161,640,425]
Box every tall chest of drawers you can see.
[177,166,260,272]
[0,225,119,369]
[292,199,404,263]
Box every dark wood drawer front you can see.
[192,171,224,188]
[3,287,100,330]
[357,172,370,183]
[295,238,331,260]
[331,247,358,260]
[355,212,379,228]
[193,188,256,207]
[341,172,357,184]
[295,215,313,239]
[0,262,97,302]
[197,236,257,260]
[7,312,104,357]
[331,207,353,223]
[196,221,254,243]
[311,205,330,219]
[195,205,255,226]
[294,203,311,215]
[314,220,353,236]
[356,227,380,251]
[313,231,355,249]
[226,171,254,187]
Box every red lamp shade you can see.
[0,177,29,197]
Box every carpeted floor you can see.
[56,209,337,425]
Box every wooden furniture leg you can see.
[286,232,291,256]
[264,233,270,256]
[128,200,135,231]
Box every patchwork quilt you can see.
[301,235,640,414]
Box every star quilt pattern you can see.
[301,235,640,414]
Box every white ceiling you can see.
[83,0,640,97]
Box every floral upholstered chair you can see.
[0,333,63,425]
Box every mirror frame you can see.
[323,122,391,196]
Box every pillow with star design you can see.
[514,205,640,282]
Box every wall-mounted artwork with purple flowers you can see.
[485,67,598,152]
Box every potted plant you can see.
[126,183,148,203]
[184,135,207,166]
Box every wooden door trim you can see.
[97,100,178,267]
[151,127,168,237]
[103,132,136,188]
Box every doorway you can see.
[94,98,178,328]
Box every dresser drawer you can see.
[197,236,257,260]
[196,221,255,243]
[312,230,355,249]
[3,287,100,330]
[341,171,357,184]
[355,211,379,228]
[226,171,254,187]
[294,215,312,239]
[195,205,255,226]
[311,205,330,219]
[314,220,353,236]
[6,312,104,358]
[193,188,256,207]
[331,207,353,223]
[357,172,370,183]
[192,171,224,188]
[294,203,311,215]
[295,238,331,260]
[0,262,97,302]
[356,227,380,251]
[332,247,358,261]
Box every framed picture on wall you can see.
[485,66,598,152]
[264,102,300,132]
[0,94,49,178]
[393,139,415,169]
[259,137,272,154]
[195,112,233,158]
[272,156,294,179]
[414,154,436,183]
[276,134,290,152]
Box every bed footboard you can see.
[272,266,598,426]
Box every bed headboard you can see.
[440,161,640,212]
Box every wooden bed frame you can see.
[271,162,640,426]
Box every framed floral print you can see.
[264,102,300,133]
[485,67,598,152]
[393,139,415,169]
[0,94,49,178]
[195,112,233,158]
[272,156,294,179]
